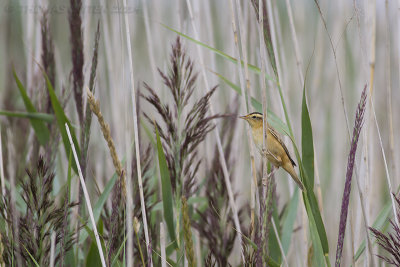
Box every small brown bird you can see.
[240,112,305,191]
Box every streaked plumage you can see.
[240,112,305,191]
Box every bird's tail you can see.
[283,163,305,192]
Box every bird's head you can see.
[239,112,264,129]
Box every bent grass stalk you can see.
[49,231,56,267]
[258,0,272,264]
[368,0,399,229]
[370,100,399,227]
[122,0,152,265]
[65,123,106,267]
[181,196,196,267]
[7,129,23,267]
[272,219,288,267]
[369,194,400,265]
[185,0,245,262]
[160,222,167,267]
[0,129,5,203]
[228,0,258,239]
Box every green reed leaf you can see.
[302,87,314,187]
[162,24,275,82]
[354,199,392,262]
[79,172,117,244]
[155,124,177,248]
[0,110,53,122]
[281,188,299,254]
[13,70,50,146]
[44,72,80,174]
[211,70,289,135]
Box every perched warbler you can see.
[240,112,305,191]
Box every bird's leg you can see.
[262,166,278,186]
[268,166,278,178]
[261,148,269,157]
[261,148,280,162]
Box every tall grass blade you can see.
[13,70,50,146]
[302,176,330,259]
[111,234,128,267]
[65,123,106,267]
[0,110,53,122]
[301,87,314,186]
[79,172,118,244]
[305,198,325,267]
[44,73,80,174]
[21,244,40,267]
[60,151,73,265]
[297,56,329,263]
[85,220,104,267]
[250,0,278,78]
[49,231,56,267]
[268,62,329,262]
[287,99,329,260]
[155,124,177,248]
[162,24,274,81]
[281,188,299,254]
[265,256,281,267]
[211,70,289,134]
[285,100,329,263]
[269,200,283,264]
[82,21,101,171]
[354,199,393,261]
[181,196,196,266]
[369,194,400,265]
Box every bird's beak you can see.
[239,115,246,120]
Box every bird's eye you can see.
[252,116,257,119]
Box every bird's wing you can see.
[268,126,297,167]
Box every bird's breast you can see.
[251,128,284,167]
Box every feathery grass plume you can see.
[335,85,367,267]
[181,196,196,266]
[59,186,70,267]
[0,232,3,266]
[132,145,156,226]
[254,169,276,266]
[143,37,220,197]
[107,171,123,265]
[40,9,63,171]
[0,191,15,265]
[103,145,154,264]
[254,214,263,266]
[80,20,101,193]
[369,194,400,265]
[131,84,157,263]
[191,102,245,265]
[87,90,126,198]
[133,216,145,265]
[204,252,217,267]
[265,172,276,255]
[0,157,78,266]
[132,85,156,227]
[243,245,256,267]
[250,0,277,78]
[131,145,157,263]
[40,9,55,113]
[69,0,84,124]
